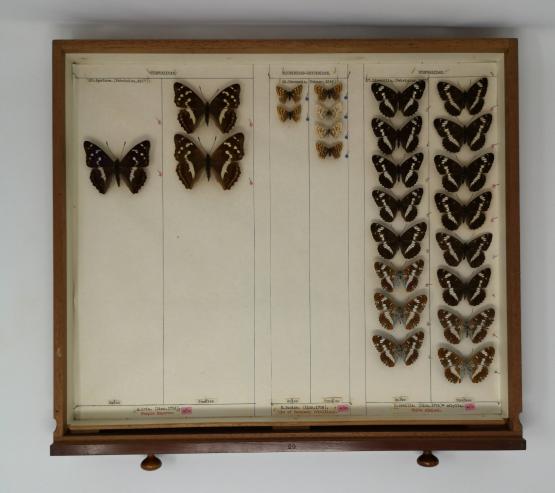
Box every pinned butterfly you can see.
[371,222,427,260]
[437,267,491,306]
[372,116,422,155]
[374,259,424,293]
[83,140,150,194]
[372,187,423,223]
[372,153,423,189]
[437,77,488,116]
[438,308,495,345]
[174,82,240,133]
[372,331,425,367]
[174,133,244,190]
[373,292,428,331]
[438,346,495,384]
[371,79,426,117]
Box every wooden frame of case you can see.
[51,38,524,468]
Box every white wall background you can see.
[1,0,554,490]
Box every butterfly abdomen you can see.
[205,154,212,181]
[114,159,121,187]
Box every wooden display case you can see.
[51,39,524,468]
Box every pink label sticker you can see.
[337,404,350,414]
[180,406,193,415]
[464,402,476,411]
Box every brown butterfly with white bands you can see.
[276,84,304,103]
[372,330,425,367]
[438,308,495,345]
[437,267,491,306]
[174,133,244,190]
[373,292,428,331]
[374,259,424,293]
[314,82,342,101]
[316,142,343,159]
[438,346,495,384]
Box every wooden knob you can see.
[417,450,439,467]
[141,454,162,471]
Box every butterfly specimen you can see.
[436,232,493,268]
[277,104,302,122]
[434,114,492,153]
[276,84,304,103]
[374,259,424,293]
[438,308,495,345]
[314,82,343,100]
[316,102,343,120]
[371,222,427,260]
[434,153,494,193]
[438,346,495,384]
[437,267,491,306]
[372,187,423,222]
[371,79,426,117]
[173,82,240,133]
[372,153,423,189]
[372,330,425,367]
[174,133,244,190]
[437,77,489,116]
[316,142,343,159]
[435,191,492,230]
[83,140,150,194]
[372,116,422,155]
[373,292,428,331]
[315,121,343,139]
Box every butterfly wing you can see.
[315,83,342,100]
[437,268,465,306]
[208,84,240,133]
[399,187,423,222]
[434,155,465,192]
[399,153,423,188]
[401,330,425,365]
[465,153,494,192]
[465,233,493,267]
[371,82,399,118]
[316,142,343,159]
[465,113,493,151]
[402,258,424,292]
[465,268,491,306]
[436,232,465,266]
[371,118,397,155]
[315,121,343,139]
[83,141,115,194]
[402,294,427,331]
[174,134,207,189]
[435,193,463,231]
[372,334,399,367]
[374,261,396,292]
[469,346,495,383]
[398,116,422,153]
[468,308,495,344]
[370,223,399,259]
[397,80,426,117]
[438,347,464,383]
[465,191,492,230]
[374,293,397,331]
[372,189,399,222]
[434,118,465,153]
[438,309,464,344]
[399,221,427,259]
[209,133,245,190]
[372,155,398,189]
[465,77,489,115]
[119,140,150,193]
[437,81,466,116]
[174,82,205,133]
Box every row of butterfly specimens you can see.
[431,76,499,389]
[368,77,431,389]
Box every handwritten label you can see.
[272,403,350,417]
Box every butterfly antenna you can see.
[105,141,114,158]
[208,135,217,154]
[198,85,206,100]
[119,141,126,160]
